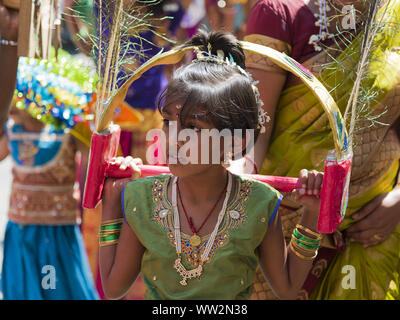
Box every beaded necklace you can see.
[171,173,233,286]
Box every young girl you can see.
[99,31,324,300]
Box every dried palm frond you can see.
[342,0,386,148]
[315,0,400,151]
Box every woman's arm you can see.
[258,169,323,299]
[249,68,287,171]
[98,157,145,300]
[229,69,287,174]
[0,5,19,131]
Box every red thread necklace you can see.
[177,175,228,247]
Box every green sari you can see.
[260,1,400,299]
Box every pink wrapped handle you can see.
[106,163,302,193]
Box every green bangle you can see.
[100,222,123,232]
[291,239,319,253]
[292,229,320,251]
[99,233,121,243]
[100,219,124,232]
[99,232,120,238]
[293,228,320,244]
[292,236,320,250]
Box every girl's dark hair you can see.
[157,30,261,155]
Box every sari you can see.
[245,0,400,299]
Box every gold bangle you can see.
[290,238,319,253]
[289,242,317,260]
[296,224,322,240]
[98,230,121,237]
[99,229,121,234]
[101,218,124,226]
[289,242,318,261]
[99,239,119,247]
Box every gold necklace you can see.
[171,173,233,286]
[176,175,228,247]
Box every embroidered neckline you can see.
[152,175,253,267]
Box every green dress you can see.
[122,174,282,300]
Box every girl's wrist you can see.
[299,208,319,232]
[102,203,124,221]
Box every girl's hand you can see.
[102,157,142,218]
[109,156,142,178]
[294,169,324,216]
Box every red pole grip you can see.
[106,163,302,192]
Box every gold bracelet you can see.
[98,230,121,237]
[99,239,119,247]
[101,218,124,226]
[289,242,318,260]
[289,242,318,261]
[290,238,319,253]
[296,224,322,240]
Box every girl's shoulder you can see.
[124,174,171,193]
[122,174,172,238]
[123,174,172,214]
[233,174,283,225]
[235,174,281,200]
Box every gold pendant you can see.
[174,257,203,286]
[190,234,201,247]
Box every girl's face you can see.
[161,104,228,178]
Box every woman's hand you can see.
[102,156,142,219]
[347,188,400,247]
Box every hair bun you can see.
[184,30,246,69]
